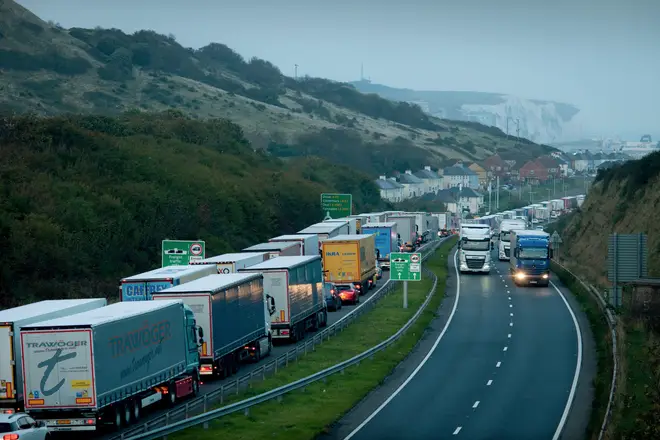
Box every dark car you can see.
[323,282,342,311]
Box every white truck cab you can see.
[498,219,528,261]
[458,224,492,274]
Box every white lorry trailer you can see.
[190,252,269,274]
[458,225,492,274]
[20,300,203,431]
[120,265,217,302]
[239,256,327,342]
[323,218,358,235]
[0,299,107,414]
[498,219,528,260]
[269,234,319,256]
[153,273,271,379]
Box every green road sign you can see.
[390,252,422,281]
[162,239,206,267]
[321,193,352,220]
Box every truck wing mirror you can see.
[198,327,204,338]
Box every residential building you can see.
[468,163,488,188]
[374,175,405,202]
[442,165,479,189]
[413,166,443,194]
[536,156,561,178]
[397,170,426,198]
[570,153,591,173]
[519,160,549,185]
[482,154,510,178]
[435,190,459,214]
[434,187,484,214]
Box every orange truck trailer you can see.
[321,234,378,295]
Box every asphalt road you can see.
[324,247,594,440]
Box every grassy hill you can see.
[0,111,389,308]
[0,0,556,175]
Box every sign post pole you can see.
[403,280,408,309]
[390,252,421,309]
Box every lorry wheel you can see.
[320,310,328,327]
[168,383,177,406]
[113,406,122,430]
[124,402,132,426]
[132,399,141,422]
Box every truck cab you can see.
[509,230,553,286]
[458,225,492,274]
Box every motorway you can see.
[323,246,595,440]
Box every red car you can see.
[336,283,360,305]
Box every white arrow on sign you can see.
[412,273,418,280]
[397,272,402,279]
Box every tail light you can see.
[3,434,19,440]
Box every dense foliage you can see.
[595,150,660,198]
[0,111,387,307]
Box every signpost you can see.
[390,252,422,309]
[321,193,352,220]
[162,239,206,267]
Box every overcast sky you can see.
[16,0,660,140]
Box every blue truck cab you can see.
[509,230,553,286]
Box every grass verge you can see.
[551,261,613,440]
[172,236,457,440]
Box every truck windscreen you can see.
[462,239,490,251]
[500,231,511,242]
[519,247,548,259]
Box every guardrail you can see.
[551,260,618,440]
[110,238,447,440]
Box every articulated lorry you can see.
[269,234,319,256]
[239,256,326,342]
[362,222,398,270]
[20,300,203,431]
[509,230,552,286]
[498,219,528,260]
[297,223,349,252]
[243,241,303,258]
[321,234,378,295]
[386,215,417,250]
[190,252,269,274]
[120,265,217,302]
[0,299,107,415]
[458,225,492,274]
[323,218,359,235]
[153,273,271,379]
[347,215,369,233]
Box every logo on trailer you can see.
[190,243,203,256]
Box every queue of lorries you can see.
[457,195,584,286]
[0,210,450,435]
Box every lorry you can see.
[498,219,528,260]
[120,265,217,302]
[386,215,417,250]
[239,256,326,342]
[323,218,358,235]
[152,273,271,379]
[361,222,398,270]
[347,215,369,233]
[362,212,387,223]
[509,230,552,286]
[243,241,302,258]
[0,299,107,415]
[321,234,378,295]
[297,223,349,251]
[458,225,492,274]
[20,300,203,431]
[269,234,319,256]
[190,252,270,274]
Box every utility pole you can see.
[488,180,492,214]
[547,188,552,200]
[553,176,556,197]
[294,64,298,80]
[528,183,536,203]
[496,175,500,210]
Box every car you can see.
[335,283,360,305]
[323,282,342,311]
[0,413,50,440]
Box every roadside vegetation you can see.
[0,111,389,308]
[172,236,457,440]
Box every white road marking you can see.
[510,313,514,316]
[509,304,513,308]
[550,281,584,440]
[453,427,462,435]
[473,401,480,408]
[496,361,501,368]
[509,322,513,327]
[487,379,493,386]
[343,249,462,440]
[508,333,511,338]
[503,346,508,351]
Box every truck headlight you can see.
[515,272,526,280]
[542,273,549,279]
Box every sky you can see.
[15,0,660,140]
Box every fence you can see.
[110,238,448,440]
[551,260,618,440]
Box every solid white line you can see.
[496,361,501,368]
[487,379,493,386]
[550,280,584,440]
[342,248,462,440]
[473,400,480,408]
[453,426,462,435]
[503,346,508,351]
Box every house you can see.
[397,170,426,198]
[482,154,510,178]
[536,156,561,178]
[374,176,405,202]
[413,166,443,194]
[519,160,549,185]
[442,165,479,189]
[570,153,591,173]
[448,186,484,213]
[435,189,459,214]
[468,163,488,188]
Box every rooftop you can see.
[0,298,107,323]
[240,255,320,271]
[154,273,260,293]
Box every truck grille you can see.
[523,266,545,275]
[504,248,510,257]
[466,258,485,269]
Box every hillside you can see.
[0,0,556,175]
[0,111,388,308]
[351,80,580,144]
